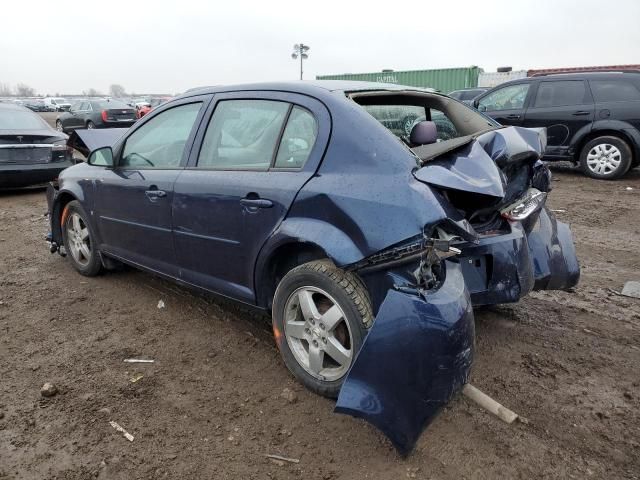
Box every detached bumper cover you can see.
[335,262,474,455]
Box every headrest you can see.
[409,121,438,146]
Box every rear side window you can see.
[590,80,640,102]
[477,83,530,112]
[274,106,317,168]
[198,100,290,170]
[121,102,202,168]
[533,81,588,107]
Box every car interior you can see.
[349,90,497,153]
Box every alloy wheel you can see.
[586,143,622,175]
[283,286,353,382]
[65,213,92,267]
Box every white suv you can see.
[43,97,72,112]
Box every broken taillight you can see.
[500,188,547,222]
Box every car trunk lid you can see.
[412,126,550,232]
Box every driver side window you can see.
[478,84,530,112]
[120,102,202,168]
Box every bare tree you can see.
[0,83,12,96]
[15,83,36,97]
[84,88,102,97]
[109,84,126,98]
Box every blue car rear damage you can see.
[333,126,579,455]
[46,83,580,457]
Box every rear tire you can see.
[86,121,95,129]
[55,120,64,133]
[579,135,632,180]
[61,200,103,277]
[272,260,372,398]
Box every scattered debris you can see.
[40,382,58,397]
[98,407,112,416]
[551,209,566,213]
[462,384,518,424]
[621,281,640,299]
[280,388,298,404]
[109,421,134,442]
[264,454,300,464]
[157,300,166,309]
[625,187,634,191]
[129,373,144,383]
[123,358,155,364]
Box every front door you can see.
[522,79,594,157]
[94,98,209,275]
[172,92,330,303]
[476,82,531,126]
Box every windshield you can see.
[0,109,50,130]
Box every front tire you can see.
[579,136,632,180]
[61,201,103,276]
[272,260,373,398]
[55,120,64,133]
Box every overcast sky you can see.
[1,0,639,95]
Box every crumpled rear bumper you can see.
[459,207,580,306]
[335,262,474,455]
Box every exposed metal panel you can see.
[317,67,482,92]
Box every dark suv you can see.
[473,72,640,179]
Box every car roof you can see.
[179,80,436,100]
[499,72,640,85]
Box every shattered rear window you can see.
[361,105,426,137]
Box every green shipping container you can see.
[316,66,482,93]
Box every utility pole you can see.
[291,43,310,80]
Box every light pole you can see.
[291,43,310,80]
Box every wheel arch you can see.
[571,123,637,164]
[50,191,79,244]
[254,219,365,310]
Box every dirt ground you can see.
[1,165,639,480]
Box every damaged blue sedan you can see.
[45,81,579,455]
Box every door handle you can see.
[572,111,591,116]
[145,189,167,200]
[240,198,273,209]
[505,114,521,120]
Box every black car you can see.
[448,87,488,105]
[473,72,640,179]
[56,99,137,133]
[0,103,73,188]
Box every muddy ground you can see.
[1,165,639,480]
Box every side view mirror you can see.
[473,99,480,109]
[88,146,114,167]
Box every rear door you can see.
[476,82,532,126]
[65,102,87,130]
[588,77,640,132]
[93,96,210,275]
[172,91,330,303]
[522,79,594,157]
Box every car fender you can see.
[254,217,365,306]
